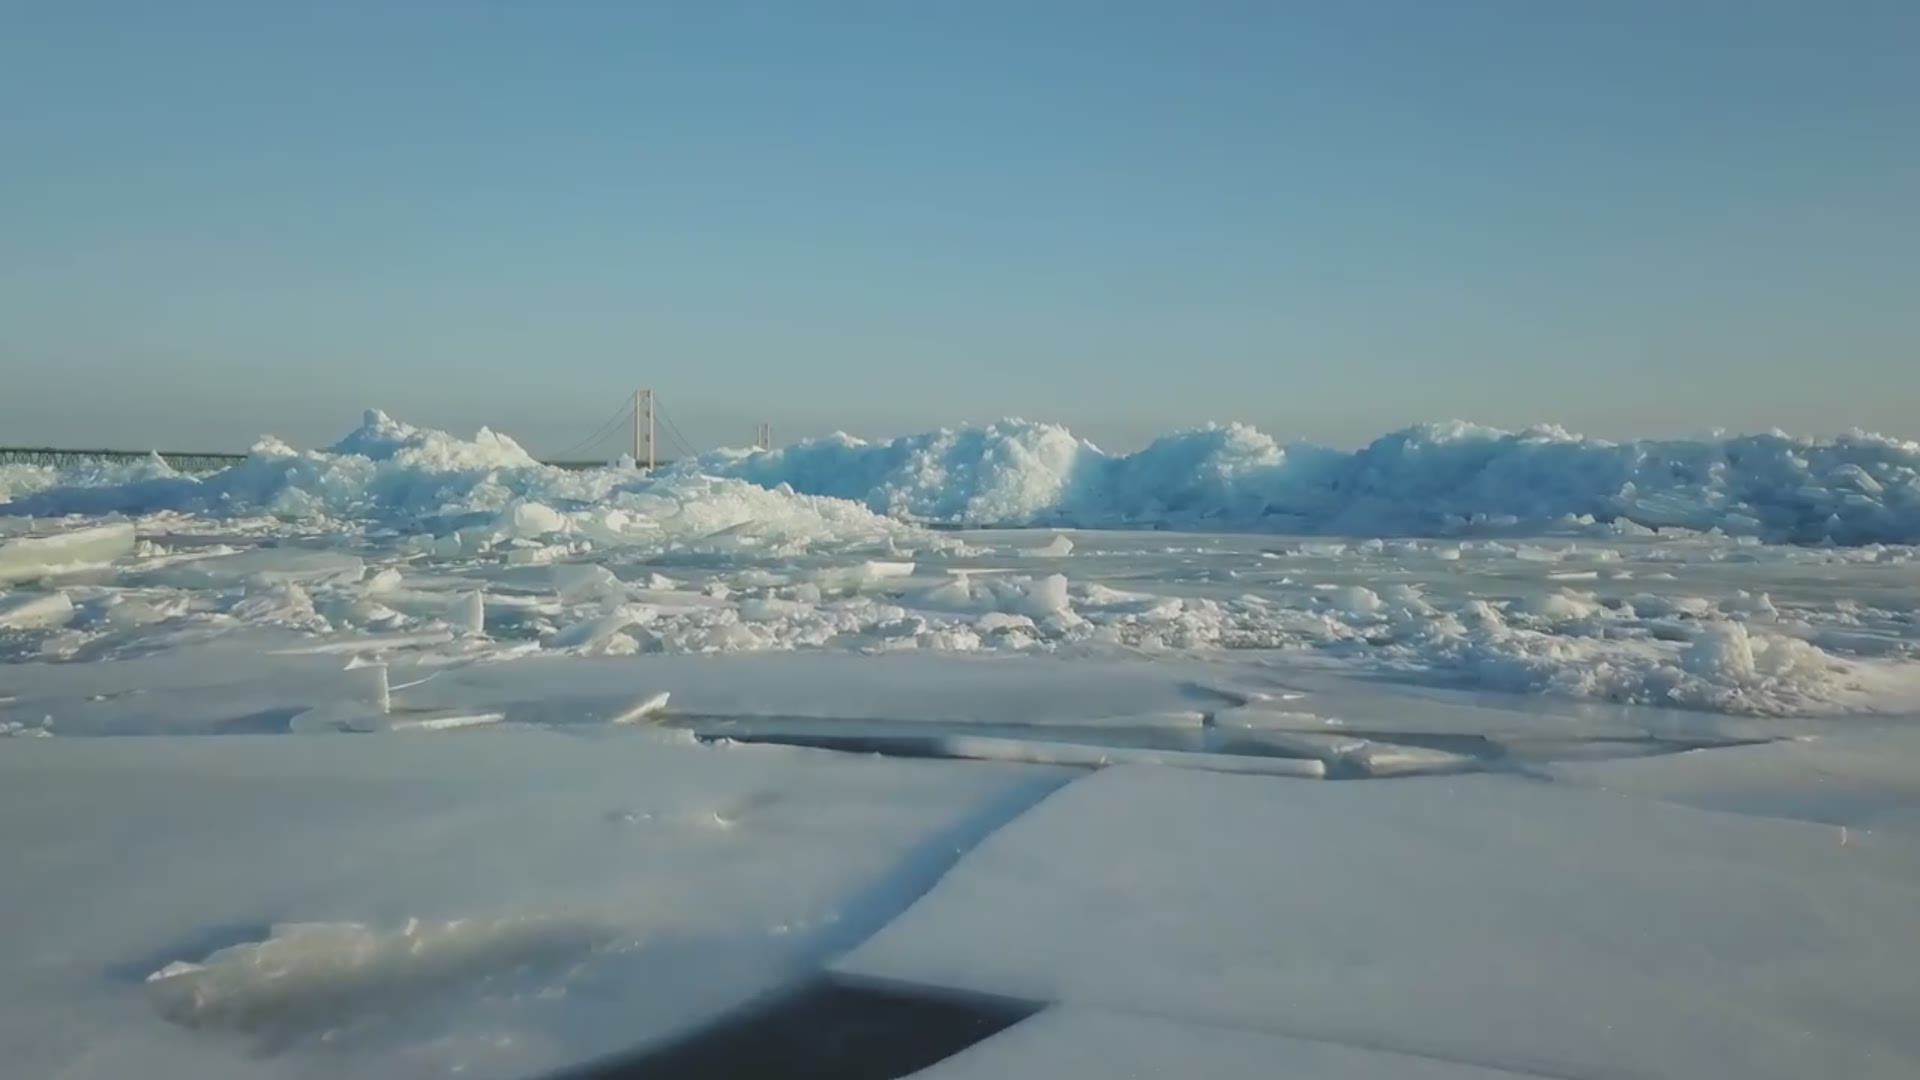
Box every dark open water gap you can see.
[546,975,1040,1080]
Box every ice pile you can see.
[5,412,1914,717]
[701,420,1090,524]
[16,413,1920,544]
[499,558,1874,715]
[4,411,910,553]
[0,454,179,506]
[1337,588,1861,715]
[699,419,1920,543]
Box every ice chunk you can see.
[288,704,380,734]
[228,581,320,626]
[0,590,75,630]
[144,917,611,1035]
[1682,622,1833,688]
[1510,589,1603,622]
[739,597,814,621]
[288,664,390,733]
[505,544,563,566]
[1079,583,1157,607]
[913,572,977,609]
[0,523,136,583]
[610,691,671,725]
[505,501,567,538]
[101,594,179,628]
[1325,585,1384,615]
[1014,574,1070,618]
[387,711,505,732]
[549,607,658,652]
[1685,623,1757,680]
[451,590,486,636]
[553,563,622,604]
[1344,741,1480,777]
[145,549,366,589]
[359,662,394,709]
[1630,593,1715,619]
[808,560,916,594]
[1722,590,1780,619]
[1016,534,1074,557]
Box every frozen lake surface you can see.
[4,414,1918,1078]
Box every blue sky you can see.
[4,1,1917,456]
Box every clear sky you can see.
[4,1,1917,456]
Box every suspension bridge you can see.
[0,390,772,474]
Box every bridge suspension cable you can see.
[654,399,700,461]
[548,397,636,463]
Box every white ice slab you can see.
[0,522,135,583]
[0,732,1064,1080]
[0,589,75,629]
[137,548,366,588]
[842,766,1920,1080]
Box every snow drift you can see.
[699,419,1920,544]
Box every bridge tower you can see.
[634,389,655,470]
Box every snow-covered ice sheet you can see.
[1547,723,1920,835]
[841,766,1920,1080]
[0,731,1063,1079]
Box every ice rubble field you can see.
[4,412,1920,1079]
